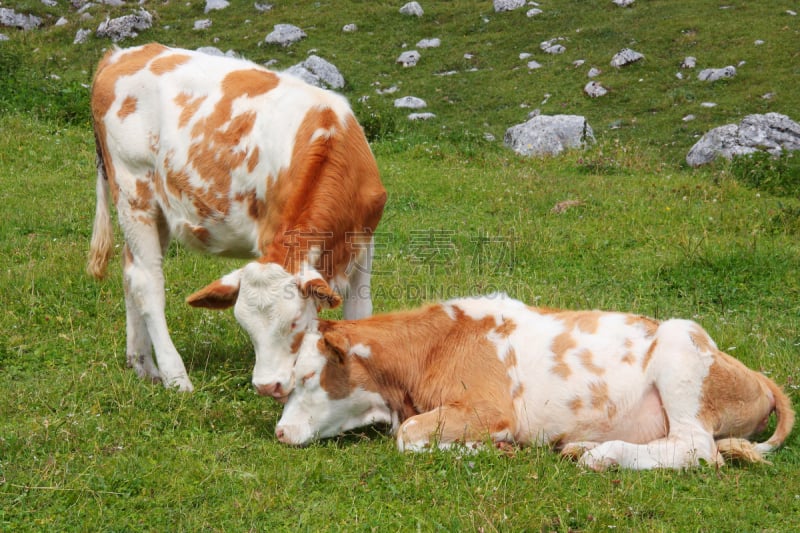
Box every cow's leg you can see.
[119,210,193,392]
[122,243,159,382]
[578,320,719,470]
[343,236,374,320]
[396,405,514,452]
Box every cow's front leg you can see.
[396,405,514,452]
[120,215,193,392]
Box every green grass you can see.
[2,1,800,530]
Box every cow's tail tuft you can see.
[87,133,114,279]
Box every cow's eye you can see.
[290,321,297,330]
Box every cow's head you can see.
[275,329,391,446]
[186,262,341,400]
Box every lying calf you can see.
[275,294,794,470]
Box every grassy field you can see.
[2,1,800,530]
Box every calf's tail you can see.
[716,374,795,464]
[87,132,114,279]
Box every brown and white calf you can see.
[88,43,386,393]
[276,294,794,470]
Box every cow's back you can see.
[91,43,380,261]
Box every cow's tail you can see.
[87,132,114,279]
[715,374,795,465]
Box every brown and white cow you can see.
[87,43,386,393]
[276,294,794,470]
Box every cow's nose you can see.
[275,427,286,442]
[254,382,286,401]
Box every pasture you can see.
[2,1,800,530]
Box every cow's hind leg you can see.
[120,208,193,391]
[122,244,159,382]
[397,405,514,452]
[578,319,719,470]
[343,236,374,320]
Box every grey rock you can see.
[399,2,423,16]
[584,81,607,98]
[197,46,238,58]
[96,10,153,42]
[394,96,427,109]
[408,112,436,121]
[494,0,526,12]
[527,8,543,17]
[265,23,306,46]
[504,114,595,157]
[698,65,736,82]
[527,60,542,70]
[0,8,43,30]
[686,113,800,167]
[194,19,212,30]
[56,17,69,27]
[73,28,92,43]
[342,23,357,32]
[613,0,635,6]
[397,50,421,67]
[681,56,696,69]
[417,38,440,48]
[610,48,644,67]
[540,38,566,55]
[254,3,273,12]
[205,0,229,13]
[287,55,345,89]
[587,67,601,78]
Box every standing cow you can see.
[88,43,386,394]
[275,294,794,470]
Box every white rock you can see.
[610,48,644,67]
[408,112,436,121]
[194,19,212,30]
[701,102,717,108]
[417,38,440,48]
[96,10,153,42]
[527,60,542,70]
[342,23,357,32]
[613,0,635,6]
[573,59,585,67]
[754,39,765,46]
[698,66,736,82]
[494,0,526,12]
[686,113,800,167]
[73,28,91,44]
[520,52,532,60]
[584,81,607,98]
[587,67,601,78]
[397,50,421,67]
[681,56,696,69]
[376,85,399,95]
[504,114,595,157]
[265,23,306,46]
[683,115,695,122]
[205,0,229,13]
[254,3,273,12]
[399,2,423,16]
[55,17,69,27]
[540,38,566,54]
[0,8,43,30]
[394,96,427,109]
[527,8,543,17]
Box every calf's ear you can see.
[186,269,242,309]
[323,330,350,365]
[300,278,342,310]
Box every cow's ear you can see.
[300,278,342,310]
[323,330,350,365]
[186,269,242,309]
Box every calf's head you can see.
[186,262,341,400]
[275,329,391,446]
